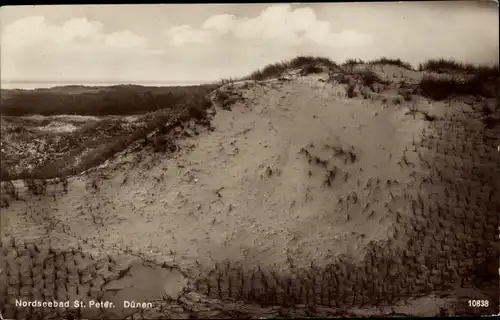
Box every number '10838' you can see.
[468,300,489,307]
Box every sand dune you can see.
[1,62,499,318]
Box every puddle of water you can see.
[100,260,187,317]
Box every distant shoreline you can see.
[0,81,212,90]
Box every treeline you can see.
[0,84,217,116]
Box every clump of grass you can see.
[289,56,338,69]
[329,72,350,84]
[3,180,19,200]
[418,58,497,74]
[214,89,244,110]
[245,61,289,81]
[399,89,413,101]
[346,83,357,98]
[418,75,493,101]
[420,111,437,122]
[406,104,418,119]
[368,57,414,70]
[300,64,324,75]
[25,179,47,195]
[360,70,378,87]
[358,69,384,91]
[342,58,364,73]
[343,58,364,66]
[361,88,371,99]
[481,115,500,130]
[244,56,338,81]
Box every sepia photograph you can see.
[0,1,499,319]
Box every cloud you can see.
[167,25,214,46]
[105,30,147,48]
[202,14,235,34]
[1,16,149,52]
[179,4,374,47]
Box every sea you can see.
[0,80,212,90]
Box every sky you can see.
[1,2,499,88]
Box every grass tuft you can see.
[368,57,414,70]
[418,75,494,101]
[418,58,498,74]
[243,55,338,81]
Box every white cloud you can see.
[194,4,374,47]
[167,25,214,46]
[105,30,147,48]
[1,16,149,52]
[202,14,235,34]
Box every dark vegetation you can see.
[419,58,499,74]
[368,57,414,70]
[416,58,499,101]
[418,73,497,101]
[0,84,216,116]
[242,55,339,81]
[1,87,215,180]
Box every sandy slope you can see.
[1,65,499,318]
[3,71,427,268]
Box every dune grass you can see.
[418,58,499,75]
[368,57,414,70]
[243,56,339,81]
[418,72,497,101]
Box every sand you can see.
[1,64,499,318]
